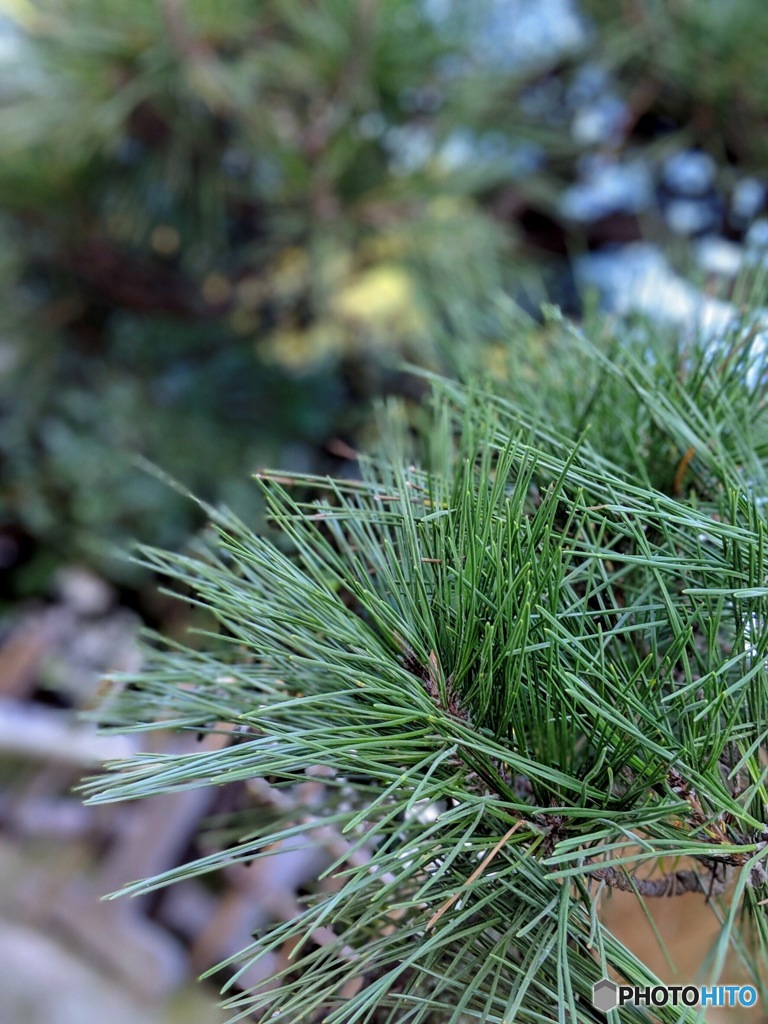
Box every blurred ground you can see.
[603,887,760,1024]
[0,919,223,1024]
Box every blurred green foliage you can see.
[583,0,768,164]
[4,0,768,594]
[0,0,549,583]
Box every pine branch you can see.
[83,327,768,1021]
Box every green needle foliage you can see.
[582,0,768,166]
[84,319,768,1023]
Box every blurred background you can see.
[2,0,768,1020]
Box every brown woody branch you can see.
[590,863,733,898]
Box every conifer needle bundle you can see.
[84,328,768,1023]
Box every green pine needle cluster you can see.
[84,317,768,1023]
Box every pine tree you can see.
[83,312,768,1022]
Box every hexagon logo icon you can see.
[592,979,619,1012]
